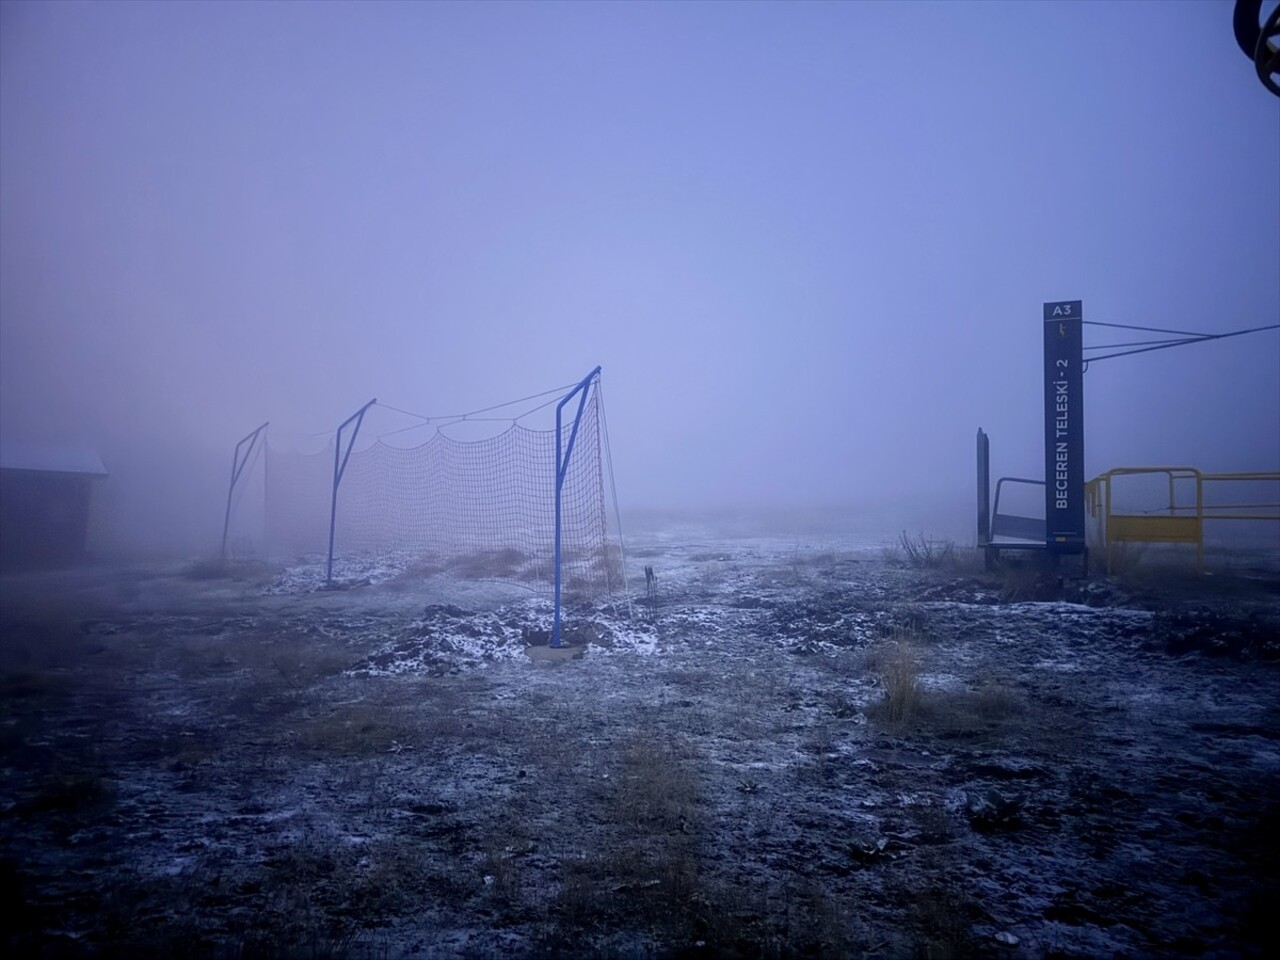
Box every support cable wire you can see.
[379,384,577,426]
[302,384,578,441]
[1085,337,1212,351]
[374,384,577,440]
[1082,323,1279,365]
[432,394,569,437]
[595,379,633,623]
[1084,320,1218,337]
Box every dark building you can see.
[0,444,108,570]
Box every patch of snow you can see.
[918,672,965,692]
[264,552,420,594]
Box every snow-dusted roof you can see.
[0,441,108,477]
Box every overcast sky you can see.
[1,0,1277,551]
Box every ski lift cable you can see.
[1084,336,1206,351]
[1084,324,1279,365]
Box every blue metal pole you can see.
[327,399,377,585]
[221,422,269,562]
[554,404,563,645]
[328,437,341,584]
[552,367,601,647]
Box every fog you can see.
[2,1,1277,557]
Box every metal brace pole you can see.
[553,367,601,647]
[327,399,377,586]
[221,422,269,562]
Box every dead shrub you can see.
[898,532,956,569]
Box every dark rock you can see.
[1147,609,1280,661]
[847,835,889,864]
[965,787,1026,831]
[521,627,551,646]
[968,757,1045,780]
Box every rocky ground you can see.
[1,534,1278,958]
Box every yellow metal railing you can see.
[1085,467,1280,571]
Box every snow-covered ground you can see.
[1,536,1277,957]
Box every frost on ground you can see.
[262,551,421,593]
[1,536,1278,958]
[348,598,655,677]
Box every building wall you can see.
[0,469,95,569]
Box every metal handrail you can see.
[989,476,1046,542]
[1086,466,1280,570]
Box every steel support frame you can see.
[552,366,602,647]
[327,398,377,585]
[221,421,269,562]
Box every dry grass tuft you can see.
[297,701,417,757]
[971,680,1020,722]
[996,561,1045,602]
[184,556,229,580]
[1103,540,1149,580]
[864,630,1023,739]
[447,547,528,580]
[911,882,979,958]
[866,638,923,727]
[612,739,700,830]
[551,736,708,940]
[923,681,1024,742]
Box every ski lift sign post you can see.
[1043,300,1085,555]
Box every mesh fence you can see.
[264,391,615,601]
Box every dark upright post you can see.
[976,428,990,546]
[1043,301,1085,557]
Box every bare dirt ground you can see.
[2,534,1278,958]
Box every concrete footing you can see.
[524,644,585,663]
